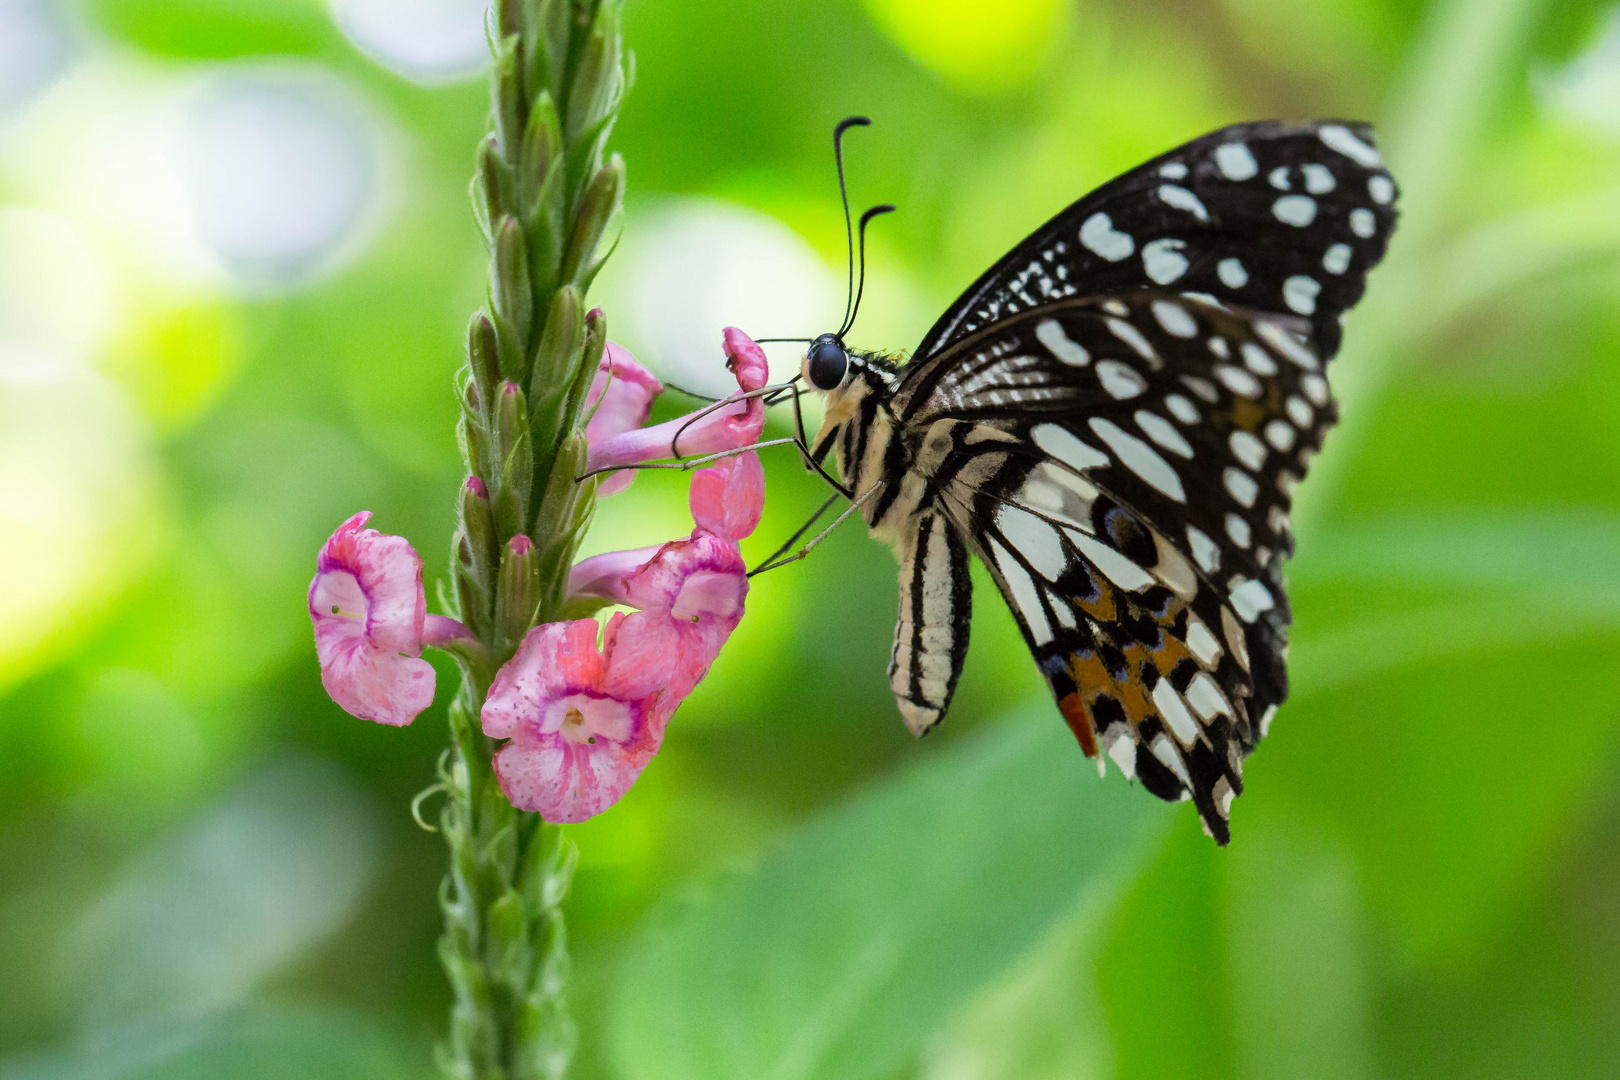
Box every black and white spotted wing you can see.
[798,117,1396,845]
[914,121,1397,363]
[891,293,1336,843]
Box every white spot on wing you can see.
[1096,359,1147,400]
[1033,423,1109,473]
[1241,342,1278,376]
[1089,418,1187,502]
[1154,680,1200,745]
[1068,529,1156,591]
[1181,375,1219,402]
[1224,467,1259,507]
[1185,617,1222,666]
[995,502,1067,579]
[1319,124,1383,167]
[1273,194,1318,227]
[1152,300,1198,338]
[1225,512,1251,548]
[1301,372,1330,405]
[1229,430,1267,469]
[1216,364,1262,398]
[1215,142,1258,180]
[1350,207,1376,238]
[1255,322,1320,370]
[1229,577,1276,622]
[1302,163,1337,193]
[1035,318,1090,366]
[1164,393,1200,424]
[1080,212,1135,261]
[1286,395,1313,427]
[988,538,1053,644]
[1323,243,1352,274]
[1160,161,1188,179]
[1107,732,1136,778]
[1142,238,1189,284]
[1264,419,1296,451]
[1186,524,1220,572]
[1158,184,1209,221]
[1269,166,1291,190]
[1151,734,1192,786]
[1106,318,1159,363]
[1217,257,1248,289]
[1135,410,1193,457]
[1368,175,1395,204]
[1284,275,1321,315]
[1187,673,1231,720]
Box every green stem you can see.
[436,2,626,1077]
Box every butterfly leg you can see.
[749,493,840,575]
[747,485,877,577]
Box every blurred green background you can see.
[4,0,1620,1077]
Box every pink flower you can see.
[689,450,765,541]
[486,421,765,821]
[483,534,748,821]
[309,512,468,727]
[584,328,768,475]
[585,341,664,497]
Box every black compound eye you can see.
[807,336,849,390]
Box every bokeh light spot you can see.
[859,0,1069,94]
[328,0,492,84]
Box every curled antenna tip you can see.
[834,116,872,136]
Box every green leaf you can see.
[610,708,1164,1080]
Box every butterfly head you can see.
[805,333,851,391]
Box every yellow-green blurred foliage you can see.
[3,0,1620,1077]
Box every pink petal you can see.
[310,512,445,727]
[482,617,671,822]
[482,620,605,740]
[317,634,436,727]
[722,326,769,392]
[689,450,764,540]
[585,342,664,498]
[611,532,748,700]
[313,511,426,652]
[568,544,664,604]
[584,336,765,472]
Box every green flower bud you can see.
[494,533,541,661]
[495,382,534,539]
[562,154,624,292]
[469,314,501,401]
[493,216,534,359]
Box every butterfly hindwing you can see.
[913,120,1398,363]
[896,292,1335,840]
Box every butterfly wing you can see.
[902,292,1336,842]
[912,120,1397,363]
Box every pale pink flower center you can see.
[545,693,635,746]
[313,570,368,634]
[671,570,745,624]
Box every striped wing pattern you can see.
[894,293,1336,842]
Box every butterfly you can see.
[764,118,1397,844]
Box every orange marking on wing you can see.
[1057,692,1098,757]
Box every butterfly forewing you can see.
[913,121,1397,363]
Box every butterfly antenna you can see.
[839,204,896,339]
[832,116,870,337]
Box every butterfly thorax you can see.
[811,353,939,548]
